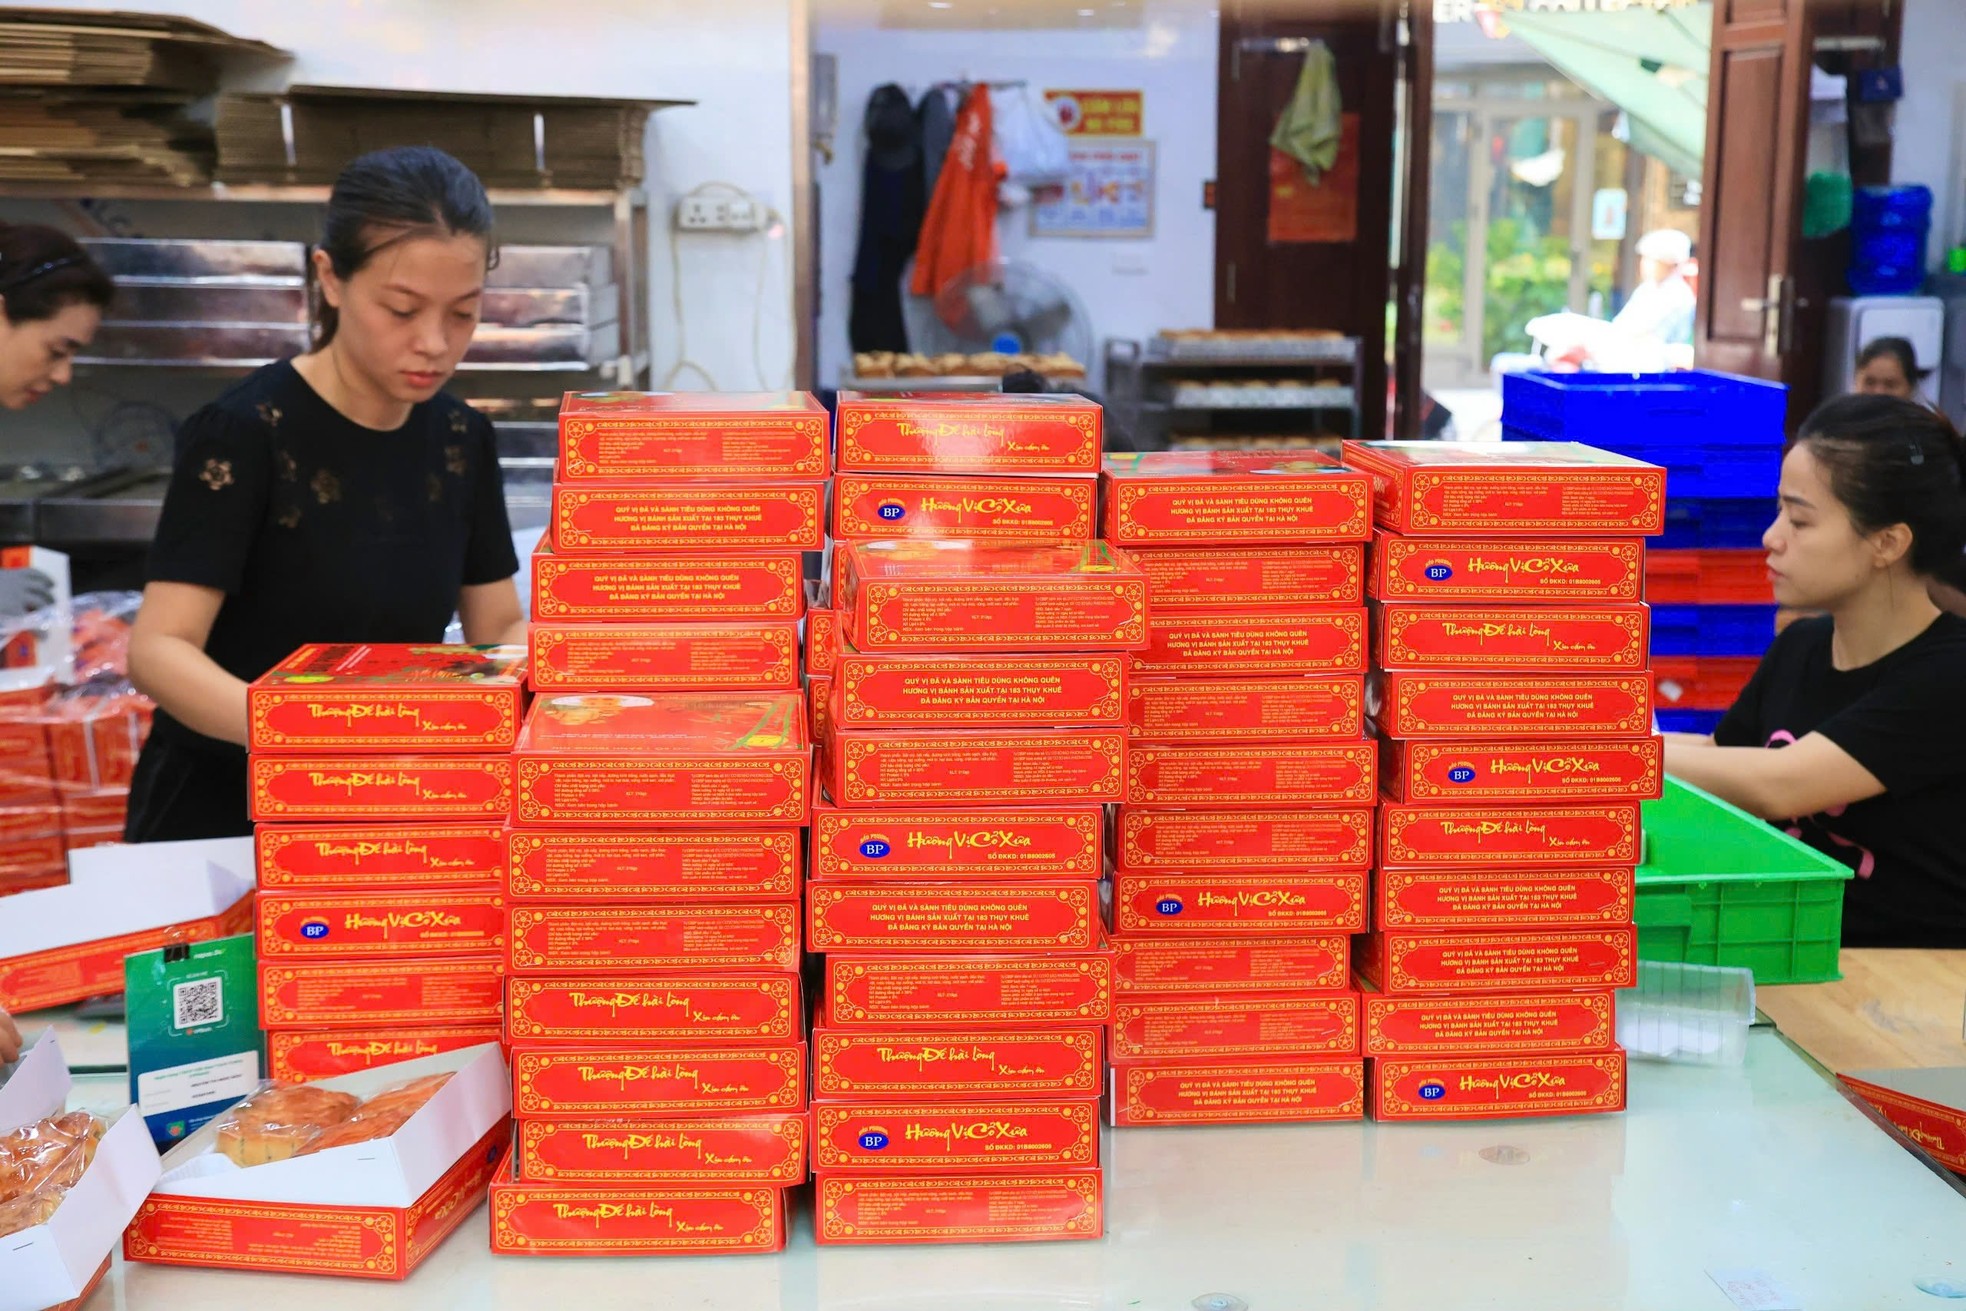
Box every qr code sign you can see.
[172,977,223,1029]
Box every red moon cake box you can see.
[248,755,514,822]
[530,539,806,622]
[835,648,1126,728]
[833,473,1097,542]
[255,890,508,960]
[1125,544,1364,610]
[247,642,526,753]
[1111,934,1350,996]
[1379,801,1641,867]
[504,828,801,902]
[1340,440,1667,536]
[812,1028,1105,1100]
[1373,864,1636,930]
[1108,870,1367,936]
[1355,927,1639,996]
[1114,806,1374,872]
[828,727,1127,808]
[1371,670,1655,739]
[516,1114,808,1186]
[550,482,825,553]
[812,1100,1100,1172]
[809,804,1103,880]
[807,880,1100,953]
[1111,1057,1365,1126]
[1368,533,1646,602]
[506,903,802,975]
[1361,988,1619,1057]
[556,389,830,480]
[814,1171,1103,1246]
[1372,603,1651,672]
[1126,674,1364,742]
[503,975,801,1044]
[840,540,1149,653]
[1130,610,1367,678]
[806,602,841,675]
[835,391,1103,475]
[1108,993,1361,1061]
[1380,736,1665,803]
[1368,1050,1628,1121]
[1124,740,1375,808]
[256,823,506,891]
[825,950,1114,1027]
[514,692,810,826]
[529,620,800,692]
[1100,450,1372,545]
[510,1044,808,1118]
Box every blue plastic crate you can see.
[1501,370,1788,449]
[1659,498,1770,550]
[1503,428,1780,498]
[1657,708,1725,736]
[1650,604,1779,658]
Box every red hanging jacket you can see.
[909,86,1002,305]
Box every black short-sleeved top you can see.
[143,359,519,757]
[1715,612,1966,947]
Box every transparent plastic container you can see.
[1616,959,1756,1066]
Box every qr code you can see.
[172,977,223,1029]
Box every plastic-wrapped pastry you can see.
[212,1083,360,1167]
[0,1111,108,1238]
[295,1073,450,1157]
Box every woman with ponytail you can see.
[0,223,112,410]
[125,146,523,841]
[1665,394,1966,947]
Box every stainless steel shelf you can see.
[0,180,643,206]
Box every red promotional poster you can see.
[256,824,506,891]
[1374,865,1637,929]
[1126,544,1364,610]
[815,1172,1102,1245]
[1109,871,1366,936]
[1127,675,1363,742]
[829,728,1127,807]
[825,951,1113,1027]
[1340,440,1666,536]
[1100,451,1372,545]
[1368,1050,1628,1120]
[1362,990,1619,1056]
[1112,934,1350,995]
[1369,533,1646,602]
[835,650,1126,728]
[809,805,1103,880]
[1380,801,1642,867]
[505,903,801,974]
[812,1101,1099,1172]
[833,473,1097,542]
[512,1044,808,1118]
[1112,1058,1365,1126]
[1109,993,1360,1061]
[505,828,801,901]
[807,881,1100,952]
[556,389,830,480]
[1125,740,1375,807]
[812,1028,1105,1100]
[835,391,1103,474]
[1381,737,1665,803]
[247,643,526,753]
[1373,603,1651,672]
[1114,806,1374,871]
[1356,927,1639,996]
[551,482,825,552]
[529,621,800,692]
[1372,671,1655,739]
[1131,610,1367,677]
[841,540,1149,652]
[531,543,805,622]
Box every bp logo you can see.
[1423,559,1454,581]
[300,919,331,940]
[877,501,907,521]
[1419,1081,1447,1101]
[859,836,892,859]
[858,1130,890,1151]
[1446,763,1478,785]
[1155,897,1184,916]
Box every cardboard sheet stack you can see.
[1343,440,1666,1121]
[1097,451,1377,1126]
[807,392,1117,1245]
[246,645,525,1082]
[492,392,829,1256]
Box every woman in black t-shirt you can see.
[125,147,522,841]
[1665,395,1966,947]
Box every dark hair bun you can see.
[1793,394,1966,577]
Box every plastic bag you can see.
[0,1110,106,1238]
[991,85,1071,186]
[211,1082,360,1167]
[297,1072,452,1155]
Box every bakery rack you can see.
[1104,332,1362,451]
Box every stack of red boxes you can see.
[491,392,827,1257]
[1342,439,1667,1123]
[247,644,524,1083]
[1097,451,1377,1127]
[0,683,151,892]
[808,392,1117,1246]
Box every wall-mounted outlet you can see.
[676,194,767,232]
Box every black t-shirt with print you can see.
[1715,612,1966,947]
[139,359,518,756]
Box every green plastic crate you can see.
[1635,778,1853,984]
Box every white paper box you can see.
[0,1034,164,1311]
[0,844,252,961]
[151,1043,510,1209]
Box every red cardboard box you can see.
[814,1171,1102,1245]
[551,482,825,552]
[0,895,252,1013]
[829,727,1127,807]
[258,958,505,1029]
[835,391,1102,475]
[833,473,1097,542]
[1132,609,1367,677]
[125,1123,507,1280]
[505,828,801,901]
[1839,1071,1966,1174]
[1369,533,1646,602]
[529,621,800,692]
[813,1028,1104,1100]
[1373,602,1651,672]
[256,824,506,891]
[248,755,515,823]
[1340,440,1667,536]
[1111,1057,1365,1126]
[503,975,801,1044]
[489,1148,787,1255]
[810,805,1103,880]
[807,603,840,675]
[1114,806,1374,871]
[556,389,830,481]
[1356,927,1639,995]
[835,650,1126,728]
[1374,865,1637,929]
[267,1026,503,1083]
[1125,740,1375,807]
[1368,1050,1628,1121]
[1380,801,1642,867]
[1110,871,1366,936]
[813,1101,1099,1172]
[1372,671,1655,739]
[512,1044,808,1118]
[1126,675,1363,742]
[810,674,834,742]
[0,834,62,874]
[516,1114,807,1185]
[1109,993,1360,1061]
[513,693,810,827]
[506,903,801,974]
[246,643,525,753]
[0,801,59,841]
[1127,544,1364,610]
[256,890,507,960]
[825,951,1113,1027]
[531,543,805,622]
[840,540,1149,652]
[1362,989,1619,1056]
[1101,450,1372,545]
[808,881,1099,952]
[1381,736,1665,803]
[1112,934,1350,995]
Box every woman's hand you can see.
[128,581,250,745]
[0,1008,22,1064]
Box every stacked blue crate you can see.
[1500,370,1788,734]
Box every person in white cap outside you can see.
[1612,228,1697,350]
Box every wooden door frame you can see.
[1390,0,1432,439]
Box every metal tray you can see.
[78,323,311,366]
[480,285,618,329]
[486,245,613,289]
[106,279,309,326]
[80,238,308,280]
[460,322,620,370]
